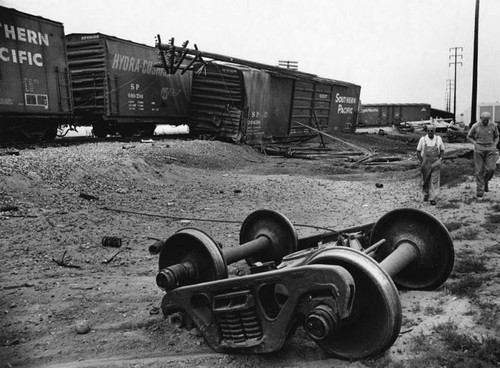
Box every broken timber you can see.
[293,121,371,154]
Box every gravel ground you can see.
[1,137,499,368]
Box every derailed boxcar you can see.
[188,62,360,144]
[0,6,71,140]
[65,33,191,137]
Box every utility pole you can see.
[470,0,480,127]
[445,79,454,112]
[449,47,463,121]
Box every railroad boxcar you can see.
[188,62,361,144]
[359,103,431,127]
[0,6,72,140]
[65,33,191,137]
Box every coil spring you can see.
[218,308,263,343]
[101,236,122,248]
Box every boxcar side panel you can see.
[104,36,190,121]
[267,75,294,136]
[242,70,294,142]
[328,84,360,132]
[0,6,70,116]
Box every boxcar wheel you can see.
[92,123,109,138]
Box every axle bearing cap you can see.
[240,209,298,266]
[370,208,454,290]
[158,228,228,285]
[305,305,339,341]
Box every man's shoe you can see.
[485,182,489,192]
[477,193,484,198]
[430,200,436,205]
[423,195,429,202]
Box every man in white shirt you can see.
[416,125,445,205]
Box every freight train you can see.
[0,6,191,141]
[1,5,361,144]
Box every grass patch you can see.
[364,321,500,367]
[409,302,421,313]
[483,213,500,233]
[447,275,486,297]
[444,221,463,232]
[434,320,500,364]
[484,243,500,254]
[452,255,488,274]
[424,305,445,316]
[452,227,480,240]
[491,203,500,212]
[475,299,500,330]
[448,253,488,297]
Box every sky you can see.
[2,0,499,118]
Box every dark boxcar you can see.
[188,62,360,144]
[359,103,431,127]
[0,6,71,140]
[65,33,191,137]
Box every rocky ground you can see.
[0,132,499,368]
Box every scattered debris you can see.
[75,320,91,335]
[0,149,20,156]
[3,283,34,290]
[69,284,94,290]
[4,339,20,346]
[149,240,165,255]
[101,236,122,248]
[447,130,468,143]
[79,193,99,201]
[102,250,123,264]
[293,121,371,154]
[52,251,81,269]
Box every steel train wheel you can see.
[240,209,298,267]
[369,208,454,290]
[306,247,402,360]
[158,228,228,285]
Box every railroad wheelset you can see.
[152,208,454,360]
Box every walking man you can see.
[417,125,445,205]
[467,111,499,197]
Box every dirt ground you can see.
[1,132,499,368]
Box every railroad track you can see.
[0,134,190,152]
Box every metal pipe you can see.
[379,241,420,277]
[222,236,271,265]
[363,238,386,256]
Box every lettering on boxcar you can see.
[0,48,43,66]
[0,23,49,46]
[111,53,168,77]
[0,23,49,67]
[335,93,357,115]
[160,87,181,101]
